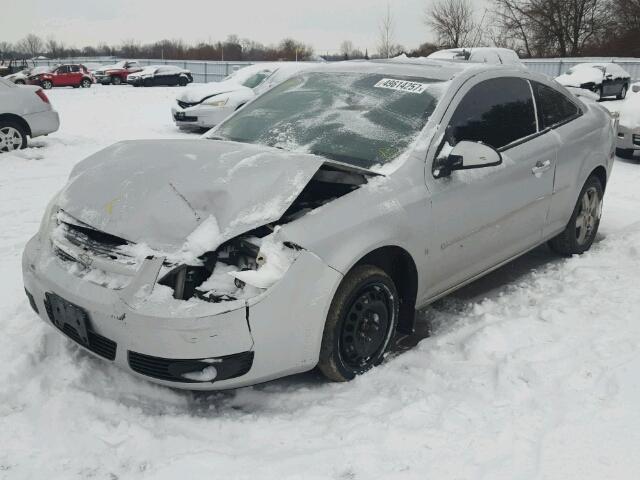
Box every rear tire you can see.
[318,265,399,382]
[549,175,603,256]
[617,84,628,100]
[178,76,188,87]
[0,121,28,152]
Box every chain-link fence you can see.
[31,56,640,83]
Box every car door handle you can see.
[532,160,552,175]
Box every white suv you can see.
[0,77,60,152]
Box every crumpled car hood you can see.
[177,80,251,104]
[59,139,324,254]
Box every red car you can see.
[93,60,143,85]
[27,64,94,90]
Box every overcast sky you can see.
[3,0,491,54]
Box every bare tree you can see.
[377,4,396,58]
[425,0,478,48]
[17,34,44,58]
[46,37,65,59]
[491,0,613,57]
[340,40,355,58]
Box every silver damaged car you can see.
[22,61,616,389]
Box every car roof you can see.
[301,59,479,82]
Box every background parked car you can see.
[425,47,523,66]
[127,65,193,87]
[172,62,318,129]
[556,63,630,100]
[93,60,143,85]
[27,64,95,90]
[5,66,51,85]
[0,77,59,152]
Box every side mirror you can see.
[434,140,502,178]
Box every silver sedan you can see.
[22,60,616,389]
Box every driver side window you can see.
[447,77,537,150]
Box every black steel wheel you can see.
[318,265,398,382]
[111,76,122,86]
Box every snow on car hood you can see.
[177,79,251,104]
[58,139,324,259]
[556,67,603,87]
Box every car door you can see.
[424,76,558,298]
[531,81,594,238]
[601,66,617,96]
[53,66,69,86]
[68,65,83,86]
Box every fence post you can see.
[558,59,563,77]
[204,62,207,83]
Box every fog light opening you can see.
[181,365,218,382]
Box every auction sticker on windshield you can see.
[374,78,428,94]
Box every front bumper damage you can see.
[22,232,342,390]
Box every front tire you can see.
[318,265,399,382]
[111,76,122,86]
[15,79,25,85]
[549,175,603,256]
[80,78,92,88]
[0,121,28,153]
[41,80,53,90]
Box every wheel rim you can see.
[82,80,90,87]
[0,126,23,152]
[339,283,394,369]
[575,186,601,246]
[43,81,51,89]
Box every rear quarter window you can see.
[532,82,581,129]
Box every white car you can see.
[172,62,318,130]
[425,47,523,66]
[5,66,51,85]
[0,77,60,152]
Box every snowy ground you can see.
[2,86,640,480]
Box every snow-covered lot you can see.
[2,85,640,480]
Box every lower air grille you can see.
[128,350,254,383]
[44,296,117,360]
[633,134,640,146]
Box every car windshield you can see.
[241,71,273,89]
[211,72,445,168]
